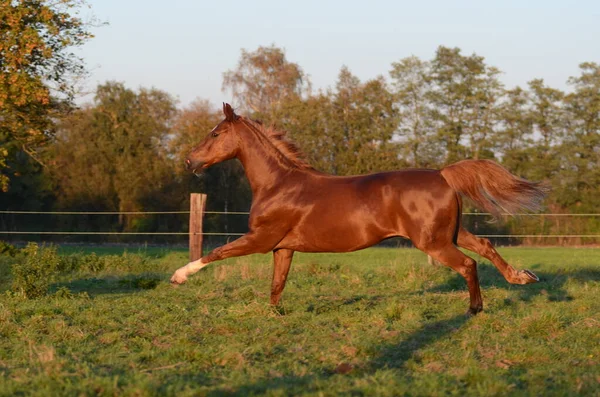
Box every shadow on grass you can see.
[368,314,469,369]
[207,314,470,396]
[428,262,600,303]
[205,263,600,394]
[53,273,167,296]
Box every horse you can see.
[171,103,547,315]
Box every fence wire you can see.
[1,210,599,239]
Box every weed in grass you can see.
[0,241,19,257]
[11,243,61,298]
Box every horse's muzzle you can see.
[185,158,206,173]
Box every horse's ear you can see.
[223,103,238,121]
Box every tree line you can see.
[1,2,598,244]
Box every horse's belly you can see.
[275,210,400,253]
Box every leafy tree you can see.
[275,93,339,173]
[222,45,310,117]
[524,79,565,184]
[494,87,534,175]
[0,0,94,191]
[558,63,600,212]
[279,67,399,175]
[327,67,400,175]
[50,82,177,230]
[389,56,441,168]
[429,46,503,163]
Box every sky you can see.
[77,0,600,107]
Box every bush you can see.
[106,253,147,271]
[10,245,152,299]
[58,252,104,273]
[11,243,61,299]
[58,252,148,274]
[0,241,19,257]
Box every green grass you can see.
[0,247,599,396]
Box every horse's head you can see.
[185,103,242,173]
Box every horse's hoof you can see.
[519,269,539,284]
[466,306,483,317]
[170,272,187,285]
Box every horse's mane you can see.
[241,118,314,170]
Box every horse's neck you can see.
[237,131,292,195]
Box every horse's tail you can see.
[440,159,548,217]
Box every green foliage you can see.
[58,252,104,273]
[57,251,150,274]
[10,244,154,299]
[389,56,441,168]
[0,241,19,256]
[0,0,95,191]
[49,82,178,231]
[11,243,61,298]
[53,286,74,299]
[274,67,401,175]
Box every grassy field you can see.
[0,246,599,396]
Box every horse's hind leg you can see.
[422,244,484,315]
[457,228,539,284]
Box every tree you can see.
[50,82,177,230]
[429,46,504,163]
[222,45,310,118]
[275,67,399,175]
[494,87,534,176]
[328,67,400,175]
[389,56,441,168]
[275,93,338,173]
[558,63,600,212]
[0,0,94,191]
[525,79,564,184]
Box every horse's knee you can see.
[457,257,477,279]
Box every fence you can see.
[2,194,600,256]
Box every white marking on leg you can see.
[170,258,209,284]
[184,258,209,275]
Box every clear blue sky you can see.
[78,0,600,107]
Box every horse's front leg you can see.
[271,249,294,305]
[170,232,276,284]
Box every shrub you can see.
[103,253,147,272]
[0,241,19,257]
[58,252,104,273]
[11,243,61,299]
[54,286,74,299]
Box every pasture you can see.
[0,246,599,396]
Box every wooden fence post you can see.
[189,193,207,262]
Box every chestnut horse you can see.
[171,103,546,315]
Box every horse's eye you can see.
[212,132,219,138]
